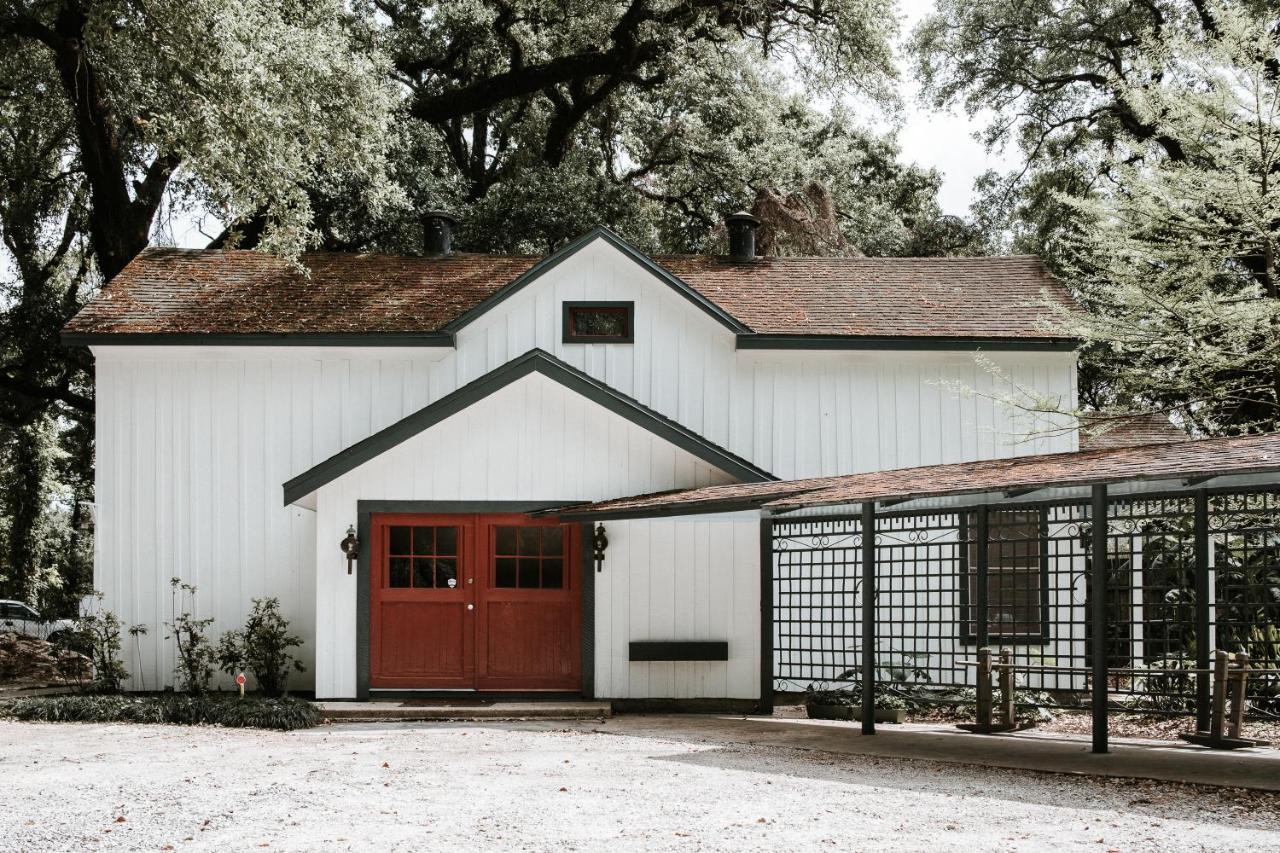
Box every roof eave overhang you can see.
[552,460,1280,522]
[763,466,1280,515]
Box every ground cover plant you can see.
[0,693,319,730]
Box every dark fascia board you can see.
[442,226,750,336]
[736,334,1079,352]
[61,331,455,348]
[283,347,775,505]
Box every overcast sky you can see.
[892,0,1019,216]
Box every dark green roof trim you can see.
[441,227,751,335]
[735,334,1079,352]
[282,348,775,505]
[61,332,455,348]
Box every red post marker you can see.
[236,672,246,698]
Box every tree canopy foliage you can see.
[912,0,1280,433]
[0,0,985,605]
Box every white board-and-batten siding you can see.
[311,371,746,698]
[90,235,1077,696]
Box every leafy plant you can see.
[58,592,145,694]
[166,579,215,695]
[217,598,306,698]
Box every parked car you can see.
[0,600,76,643]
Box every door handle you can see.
[466,604,474,611]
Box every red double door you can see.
[369,514,581,691]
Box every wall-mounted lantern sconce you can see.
[592,523,609,573]
[340,525,359,575]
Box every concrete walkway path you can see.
[317,699,611,721]
[593,715,1280,792]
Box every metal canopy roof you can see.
[553,432,1280,521]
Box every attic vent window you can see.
[563,301,634,343]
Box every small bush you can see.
[217,597,305,697]
[57,593,144,693]
[0,694,320,730]
[167,579,215,694]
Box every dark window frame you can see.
[958,508,1052,645]
[562,301,635,344]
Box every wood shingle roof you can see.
[551,432,1280,518]
[65,241,1078,343]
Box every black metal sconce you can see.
[592,523,609,573]
[340,525,359,575]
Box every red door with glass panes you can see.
[369,513,580,691]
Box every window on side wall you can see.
[562,301,634,343]
[960,509,1049,643]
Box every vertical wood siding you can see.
[92,236,1077,695]
[310,373,737,697]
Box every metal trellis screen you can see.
[772,487,1280,717]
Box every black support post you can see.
[759,517,775,715]
[975,505,990,649]
[861,501,877,736]
[1090,484,1109,754]
[1194,489,1211,733]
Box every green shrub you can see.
[56,593,145,693]
[217,597,305,697]
[167,579,215,694]
[0,694,320,730]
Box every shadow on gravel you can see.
[646,742,1280,832]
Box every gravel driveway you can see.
[3,718,1278,852]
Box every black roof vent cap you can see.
[725,211,761,262]
[423,210,460,256]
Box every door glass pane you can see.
[435,526,458,556]
[389,526,411,555]
[436,558,458,588]
[388,557,411,588]
[496,526,517,555]
[543,526,564,556]
[413,526,435,555]
[542,558,563,589]
[518,557,540,588]
[518,527,541,555]
[413,558,435,588]
[495,557,517,588]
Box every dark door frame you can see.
[355,500,595,700]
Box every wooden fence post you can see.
[975,647,993,730]
[1210,648,1228,742]
[999,648,1015,727]
[1228,651,1249,741]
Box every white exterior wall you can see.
[310,372,741,698]
[594,513,761,699]
[92,235,1078,695]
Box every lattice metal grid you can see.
[772,487,1280,718]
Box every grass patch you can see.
[0,693,320,730]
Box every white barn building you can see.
[64,215,1081,704]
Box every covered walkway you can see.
[560,433,1280,755]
